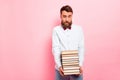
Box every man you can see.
[52,5,84,80]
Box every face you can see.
[61,10,73,28]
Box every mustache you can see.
[65,21,70,23]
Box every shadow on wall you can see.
[43,18,61,79]
[46,17,61,60]
[53,18,61,27]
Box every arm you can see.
[52,28,61,68]
[78,28,85,67]
[78,27,84,75]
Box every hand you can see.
[79,66,83,75]
[75,66,83,76]
[59,66,64,76]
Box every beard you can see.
[61,21,72,28]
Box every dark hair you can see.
[60,5,73,14]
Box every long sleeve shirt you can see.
[52,24,84,70]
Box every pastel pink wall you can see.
[0,0,120,80]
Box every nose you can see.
[66,17,69,22]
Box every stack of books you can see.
[61,50,80,75]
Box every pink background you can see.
[0,0,120,80]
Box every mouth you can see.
[65,23,69,26]
[65,22,69,24]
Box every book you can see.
[61,50,80,75]
[61,50,78,55]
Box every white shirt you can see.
[52,24,84,70]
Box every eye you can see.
[63,15,67,18]
[68,15,72,18]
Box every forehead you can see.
[61,10,73,15]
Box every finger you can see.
[59,71,64,76]
[60,67,63,72]
[79,72,82,75]
[59,67,64,76]
[79,67,83,74]
[79,70,83,75]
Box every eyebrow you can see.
[63,14,72,17]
